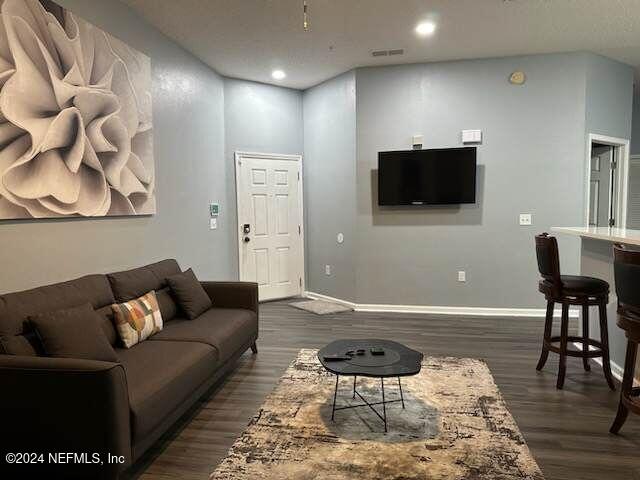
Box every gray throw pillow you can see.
[166,268,212,319]
[30,303,119,362]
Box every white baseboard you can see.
[571,341,624,382]
[303,291,579,319]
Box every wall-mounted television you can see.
[378,147,477,206]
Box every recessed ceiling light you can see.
[415,21,436,36]
[272,70,286,80]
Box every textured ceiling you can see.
[122,0,640,89]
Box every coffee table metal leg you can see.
[381,377,387,433]
[331,374,339,421]
[353,376,357,399]
[397,377,405,409]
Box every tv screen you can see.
[378,147,477,205]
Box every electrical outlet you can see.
[458,271,466,282]
[519,213,532,226]
[325,265,331,276]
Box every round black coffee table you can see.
[318,339,423,432]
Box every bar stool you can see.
[534,233,615,390]
[610,243,640,434]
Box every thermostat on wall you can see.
[462,130,482,144]
[210,203,220,216]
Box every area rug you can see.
[289,299,353,315]
[210,349,544,479]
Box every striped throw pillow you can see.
[111,291,163,348]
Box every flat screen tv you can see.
[378,147,476,206]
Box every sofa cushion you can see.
[95,305,118,346]
[150,308,257,362]
[0,275,116,355]
[0,334,42,355]
[0,274,115,337]
[116,340,217,441]
[166,269,212,319]
[108,259,181,303]
[155,287,178,323]
[111,291,163,348]
[30,303,119,362]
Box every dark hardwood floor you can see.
[125,300,640,480]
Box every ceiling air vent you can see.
[371,48,404,57]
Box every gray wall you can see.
[303,53,635,309]
[0,1,303,293]
[352,53,634,307]
[353,53,595,307]
[303,71,357,299]
[633,86,640,155]
[223,78,304,271]
[584,54,635,140]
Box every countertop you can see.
[551,226,640,246]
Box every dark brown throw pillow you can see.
[30,303,119,362]
[0,334,40,356]
[166,268,212,319]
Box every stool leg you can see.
[610,340,637,434]
[582,305,590,372]
[557,302,569,390]
[598,301,616,391]
[536,300,554,371]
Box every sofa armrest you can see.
[201,281,259,315]
[0,355,131,479]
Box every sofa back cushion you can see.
[107,259,181,323]
[155,287,178,322]
[0,275,117,355]
[108,259,181,301]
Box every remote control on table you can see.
[323,355,351,361]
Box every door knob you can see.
[243,236,250,243]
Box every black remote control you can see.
[323,355,351,361]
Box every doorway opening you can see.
[585,134,630,228]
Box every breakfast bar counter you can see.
[551,226,640,379]
[552,226,640,247]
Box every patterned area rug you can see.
[210,349,544,480]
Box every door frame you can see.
[584,133,630,228]
[234,151,306,296]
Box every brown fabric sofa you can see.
[0,259,258,480]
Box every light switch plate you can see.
[210,218,217,230]
[458,271,466,282]
[325,265,331,276]
[462,129,482,144]
[519,213,532,226]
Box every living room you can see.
[1,0,639,479]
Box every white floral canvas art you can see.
[0,0,154,219]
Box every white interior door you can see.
[589,146,615,227]
[236,152,304,301]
